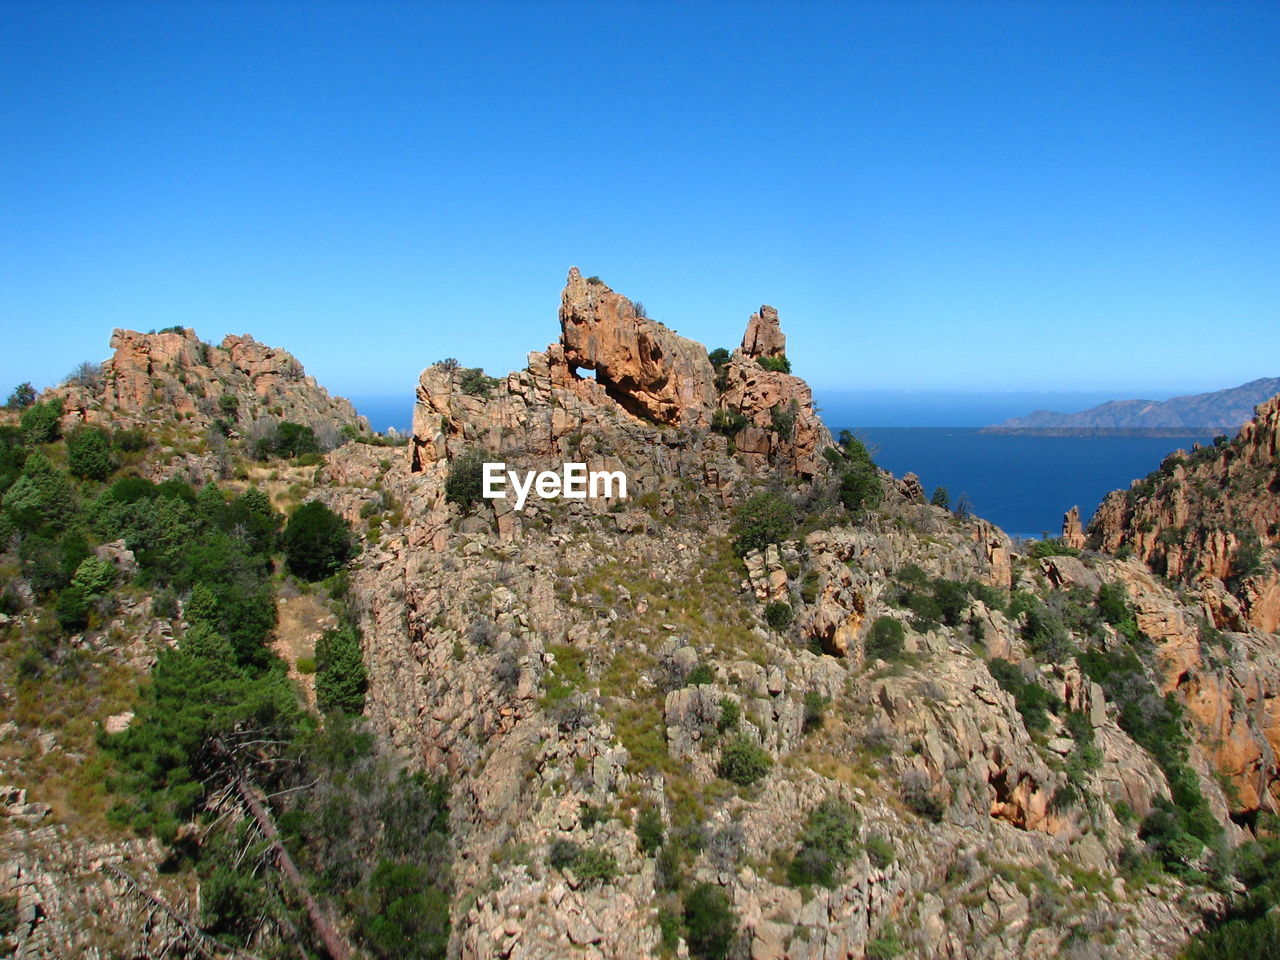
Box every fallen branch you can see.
[101,863,263,960]
[213,738,354,960]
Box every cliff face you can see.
[1083,394,1280,814]
[52,326,368,440]
[1089,393,1280,632]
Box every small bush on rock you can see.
[718,734,771,787]
[865,616,905,662]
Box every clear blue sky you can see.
[2,0,1276,406]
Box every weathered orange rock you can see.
[718,350,830,478]
[559,267,717,426]
[50,326,366,440]
[1061,505,1085,550]
[1089,392,1280,631]
[408,268,832,483]
[740,305,786,359]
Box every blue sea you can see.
[849,427,1212,540]
[346,394,1211,541]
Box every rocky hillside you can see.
[321,270,1280,958]
[985,377,1280,436]
[51,325,369,445]
[1089,393,1280,633]
[5,270,1280,960]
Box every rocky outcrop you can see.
[407,269,832,493]
[20,269,1276,960]
[1089,393,1280,631]
[740,305,786,359]
[717,350,830,477]
[51,326,368,440]
[1060,506,1085,550]
[559,268,717,426]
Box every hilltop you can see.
[985,377,1280,436]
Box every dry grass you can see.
[272,592,337,708]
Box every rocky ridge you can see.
[1089,393,1280,633]
[317,270,1280,958]
[51,326,368,443]
[987,376,1280,435]
[7,269,1280,958]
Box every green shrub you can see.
[865,616,905,661]
[5,382,35,410]
[636,806,664,853]
[572,846,618,883]
[865,833,895,868]
[658,906,683,950]
[55,584,90,632]
[71,555,116,598]
[218,393,239,416]
[757,355,792,374]
[987,657,1056,732]
[104,641,301,841]
[20,399,62,443]
[3,452,76,533]
[716,698,740,733]
[763,601,793,629]
[802,691,828,732]
[360,859,450,960]
[458,367,499,397]
[548,838,580,870]
[1182,914,1280,960]
[839,462,882,516]
[866,922,904,959]
[0,893,18,935]
[683,882,737,960]
[1028,537,1081,559]
[787,797,859,888]
[579,801,611,829]
[296,656,316,674]
[711,408,748,436]
[1079,640,1221,863]
[114,428,148,452]
[546,840,617,883]
[685,663,715,687]
[769,401,798,439]
[731,492,794,556]
[718,734,771,786]
[284,501,354,581]
[901,770,944,822]
[930,486,951,509]
[315,627,367,714]
[67,427,112,480]
[445,450,488,511]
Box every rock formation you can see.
[1089,392,1280,632]
[325,270,1263,957]
[407,268,831,492]
[12,269,1280,960]
[1061,505,1085,550]
[559,268,717,426]
[740,304,786,359]
[51,326,368,439]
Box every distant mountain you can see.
[983,377,1280,436]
